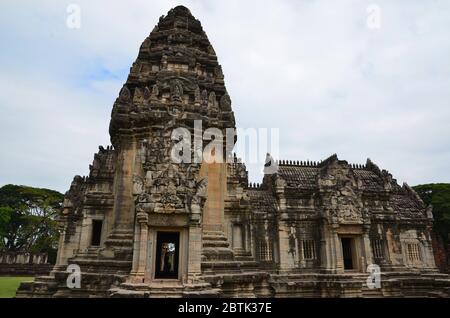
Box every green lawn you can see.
[0,276,34,298]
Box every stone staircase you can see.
[201,230,259,274]
[109,281,221,298]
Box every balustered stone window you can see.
[302,240,317,260]
[371,239,384,259]
[258,240,273,262]
[406,243,422,262]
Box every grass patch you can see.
[0,276,34,298]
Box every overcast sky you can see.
[1,0,450,193]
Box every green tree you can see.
[413,183,450,243]
[0,184,64,263]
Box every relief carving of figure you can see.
[201,89,208,105]
[194,86,201,103]
[171,79,183,102]
[132,175,144,195]
[220,93,232,111]
[119,86,131,102]
[143,86,151,101]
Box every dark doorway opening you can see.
[155,232,180,279]
[341,238,354,270]
[91,220,103,246]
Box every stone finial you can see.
[264,153,279,175]
[366,158,382,176]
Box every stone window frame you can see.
[371,239,385,259]
[147,227,188,283]
[231,223,246,250]
[87,215,105,249]
[257,239,273,262]
[301,239,317,260]
[406,242,422,262]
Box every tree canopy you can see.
[0,184,63,262]
[414,183,450,243]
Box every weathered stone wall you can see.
[431,232,449,273]
[0,252,52,276]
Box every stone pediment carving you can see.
[318,157,364,224]
[133,138,205,215]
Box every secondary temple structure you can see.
[18,6,450,297]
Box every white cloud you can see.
[0,0,449,192]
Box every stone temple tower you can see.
[18,5,265,297]
[18,6,450,298]
[104,4,241,291]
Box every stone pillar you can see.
[278,220,295,270]
[79,217,92,251]
[320,223,336,273]
[105,139,137,254]
[333,228,344,273]
[130,222,140,276]
[199,161,235,262]
[275,179,295,270]
[136,214,148,277]
[385,228,403,268]
[422,229,437,269]
[54,216,82,268]
[298,236,305,268]
[362,226,373,269]
[187,224,202,283]
[245,224,252,253]
[202,162,226,233]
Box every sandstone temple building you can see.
[18,6,450,297]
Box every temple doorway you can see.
[155,231,180,279]
[341,237,354,270]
